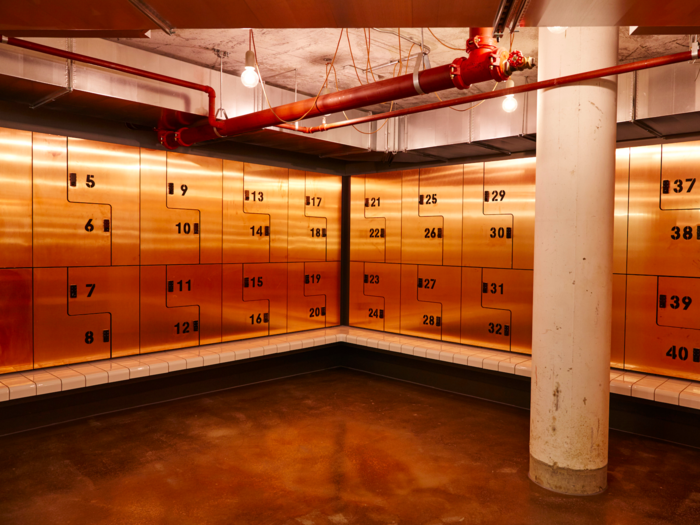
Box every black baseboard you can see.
[2,343,700,449]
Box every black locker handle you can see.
[245,190,250,201]
[193,321,199,332]
[168,182,174,195]
[167,281,174,293]
[322,228,327,237]
[694,348,700,363]
[378,309,384,319]
[103,219,110,232]
[263,313,269,323]
[662,180,670,194]
[69,285,77,298]
[306,196,311,206]
[364,198,369,207]
[506,227,512,239]
[437,228,442,238]
[504,325,510,336]
[418,278,424,288]
[364,274,368,283]
[305,275,310,284]
[419,194,424,205]
[69,173,77,187]
[484,191,489,202]
[265,226,270,236]
[482,283,487,293]
[103,330,110,343]
[321,307,326,316]
[659,294,666,308]
[194,223,199,235]
[380,228,385,238]
[436,317,441,327]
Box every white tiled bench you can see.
[2,326,700,412]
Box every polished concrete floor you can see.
[1,369,700,525]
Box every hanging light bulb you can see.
[241,30,259,88]
[502,78,518,113]
[547,26,568,34]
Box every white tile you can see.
[336,333,347,342]
[453,353,470,366]
[21,371,61,395]
[610,370,624,382]
[288,340,303,351]
[632,376,669,401]
[325,335,338,345]
[234,348,251,360]
[198,350,220,367]
[610,372,646,396]
[655,379,692,405]
[91,360,130,382]
[310,336,324,347]
[377,340,391,351]
[467,352,495,368]
[366,338,379,349]
[263,344,278,355]
[346,335,357,344]
[498,356,531,375]
[401,344,415,355]
[51,367,86,390]
[249,346,265,358]
[482,352,513,371]
[0,373,36,399]
[425,348,441,360]
[355,336,368,346]
[412,346,428,358]
[300,338,315,349]
[439,351,455,363]
[112,358,150,379]
[69,364,109,386]
[680,384,700,410]
[515,360,532,377]
[276,341,292,353]
[172,351,204,369]
[0,383,8,402]
[151,353,187,372]
[389,342,403,353]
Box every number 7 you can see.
[86,283,96,297]
[687,178,696,192]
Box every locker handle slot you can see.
[69,285,77,298]
[168,182,174,195]
[69,173,77,187]
[504,325,510,336]
[264,226,270,236]
[244,277,249,288]
[193,321,199,332]
[380,228,385,238]
[418,278,423,288]
[305,275,310,284]
[245,190,250,201]
[322,228,327,237]
[364,198,369,207]
[437,228,442,239]
[102,329,110,343]
[436,317,441,327]
[306,196,311,206]
[321,307,326,316]
[168,280,174,293]
[419,194,424,205]
[482,283,488,293]
[506,227,512,239]
[263,313,269,323]
[484,191,489,202]
[379,309,384,319]
[103,219,110,232]
[659,294,667,308]
[662,180,670,194]
[194,223,199,235]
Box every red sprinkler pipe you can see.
[273,50,696,136]
[0,35,223,142]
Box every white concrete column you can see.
[529,26,619,495]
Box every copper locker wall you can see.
[0,127,341,371]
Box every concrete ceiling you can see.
[112,27,690,114]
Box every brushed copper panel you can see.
[613,149,630,274]
[304,172,342,261]
[167,152,223,264]
[484,158,536,270]
[140,149,200,265]
[140,265,199,354]
[0,128,32,268]
[222,160,270,264]
[460,267,511,351]
[222,263,269,341]
[400,264,442,340]
[34,267,111,367]
[166,264,222,345]
[400,169,443,266]
[68,266,139,358]
[364,172,403,263]
[625,274,700,381]
[363,262,402,334]
[350,175,386,263]
[481,268,533,355]
[348,261,384,331]
[33,134,111,267]
[287,262,326,332]
[305,261,340,327]
[628,145,700,277]
[611,274,626,369]
[419,165,464,266]
[68,138,140,266]
[418,265,462,343]
[660,141,700,210]
[0,269,33,373]
[462,163,512,268]
[657,276,700,330]
[288,170,327,262]
[243,263,288,336]
[244,164,288,263]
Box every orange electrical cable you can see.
[427,28,464,51]
[434,81,499,111]
[346,29,364,86]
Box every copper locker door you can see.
[288,170,327,262]
[659,141,700,211]
[34,268,111,368]
[419,165,463,266]
[350,175,383,263]
[462,162,512,268]
[348,261,385,331]
[483,158,536,270]
[287,263,326,332]
[628,145,700,277]
[222,264,269,341]
[33,134,111,268]
[140,266,200,354]
[243,263,288,336]
[363,262,402,334]
[625,275,700,381]
[140,149,200,265]
[481,268,533,355]
[0,127,32,268]
[68,138,140,266]
[613,148,630,274]
[418,265,462,343]
[166,153,223,264]
[657,276,700,330]
[401,170,443,266]
[244,164,288,263]
[68,266,140,358]
[460,267,511,352]
[611,274,627,369]
[166,264,222,346]
[0,269,33,373]
[304,172,342,261]
[223,161,270,264]
[305,261,340,327]
[400,264,442,341]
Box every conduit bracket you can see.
[412,54,426,95]
[691,36,699,60]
